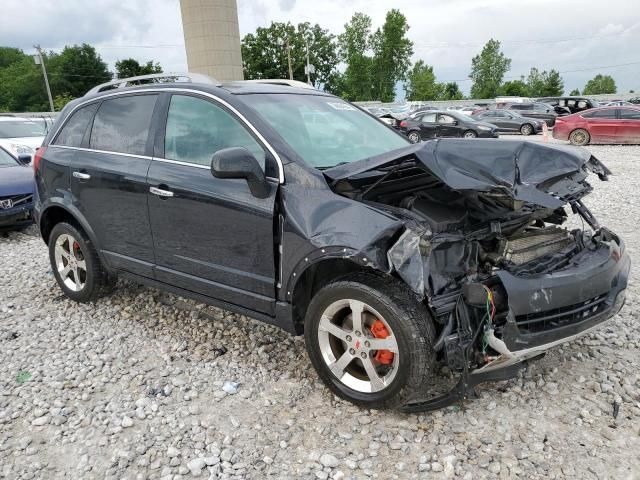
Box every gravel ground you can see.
[1,140,639,480]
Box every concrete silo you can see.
[179,0,244,81]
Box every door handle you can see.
[149,186,174,198]
[73,171,91,180]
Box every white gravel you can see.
[1,140,639,479]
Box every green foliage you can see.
[337,13,375,101]
[499,80,529,96]
[48,44,112,98]
[404,60,442,101]
[583,74,617,95]
[526,68,564,96]
[569,88,580,96]
[370,9,413,102]
[241,21,339,90]
[53,93,75,111]
[469,39,511,99]
[115,58,162,78]
[441,82,464,101]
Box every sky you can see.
[1,0,639,97]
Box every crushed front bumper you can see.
[480,233,630,371]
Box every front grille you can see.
[515,294,608,334]
[0,194,33,208]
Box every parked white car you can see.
[0,116,46,159]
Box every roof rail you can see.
[85,72,221,96]
[241,79,315,90]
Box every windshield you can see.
[0,120,44,139]
[246,94,409,168]
[0,147,18,167]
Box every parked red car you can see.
[553,106,640,145]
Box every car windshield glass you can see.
[0,120,44,138]
[247,93,409,168]
[0,147,18,167]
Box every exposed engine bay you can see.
[324,139,629,409]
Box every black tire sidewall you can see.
[407,131,420,143]
[304,277,433,409]
[464,130,478,138]
[570,129,590,146]
[48,223,99,302]
[521,124,533,135]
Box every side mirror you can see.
[452,120,459,126]
[210,147,271,199]
[18,154,32,165]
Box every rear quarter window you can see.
[54,103,99,147]
[89,95,158,156]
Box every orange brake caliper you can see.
[370,320,394,365]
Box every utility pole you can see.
[305,39,311,85]
[33,45,54,112]
[285,37,293,80]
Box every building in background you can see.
[180,0,244,81]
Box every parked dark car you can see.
[472,110,544,135]
[502,102,558,127]
[35,74,629,411]
[553,106,640,145]
[0,146,35,230]
[536,96,599,115]
[628,97,640,105]
[399,110,499,143]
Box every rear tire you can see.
[520,123,534,136]
[304,273,435,410]
[407,131,421,143]
[48,222,115,302]
[569,128,590,146]
[463,130,478,138]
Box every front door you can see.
[69,93,159,277]
[436,113,461,137]
[147,93,279,315]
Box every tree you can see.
[404,61,443,101]
[337,12,375,101]
[241,21,339,90]
[526,67,564,96]
[569,88,580,96]
[53,93,75,111]
[583,74,617,95]
[500,80,529,96]
[115,58,162,78]
[370,9,413,102]
[441,82,464,100]
[47,44,111,98]
[469,39,511,99]
[544,69,564,96]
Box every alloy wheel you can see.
[317,299,400,393]
[464,131,477,138]
[54,233,87,292]
[408,132,420,143]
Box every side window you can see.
[437,114,455,124]
[421,113,437,123]
[90,95,158,155]
[54,103,99,147]
[619,109,640,120]
[164,95,267,170]
[582,109,616,119]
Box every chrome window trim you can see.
[49,145,280,182]
[50,87,285,183]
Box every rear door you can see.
[582,109,618,143]
[418,112,438,138]
[616,108,640,143]
[146,92,279,314]
[64,93,159,276]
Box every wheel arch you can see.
[288,253,393,333]
[39,202,109,268]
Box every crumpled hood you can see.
[0,165,35,197]
[324,139,610,209]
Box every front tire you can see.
[569,128,590,146]
[407,131,421,143]
[463,130,478,138]
[304,273,435,410]
[520,123,534,136]
[48,222,114,302]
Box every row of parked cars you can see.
[0,115,53,231]
[366,96,640,146]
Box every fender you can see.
[283,245,388,303]
[38,196,112,272]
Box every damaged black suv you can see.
[34,74,630,411]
